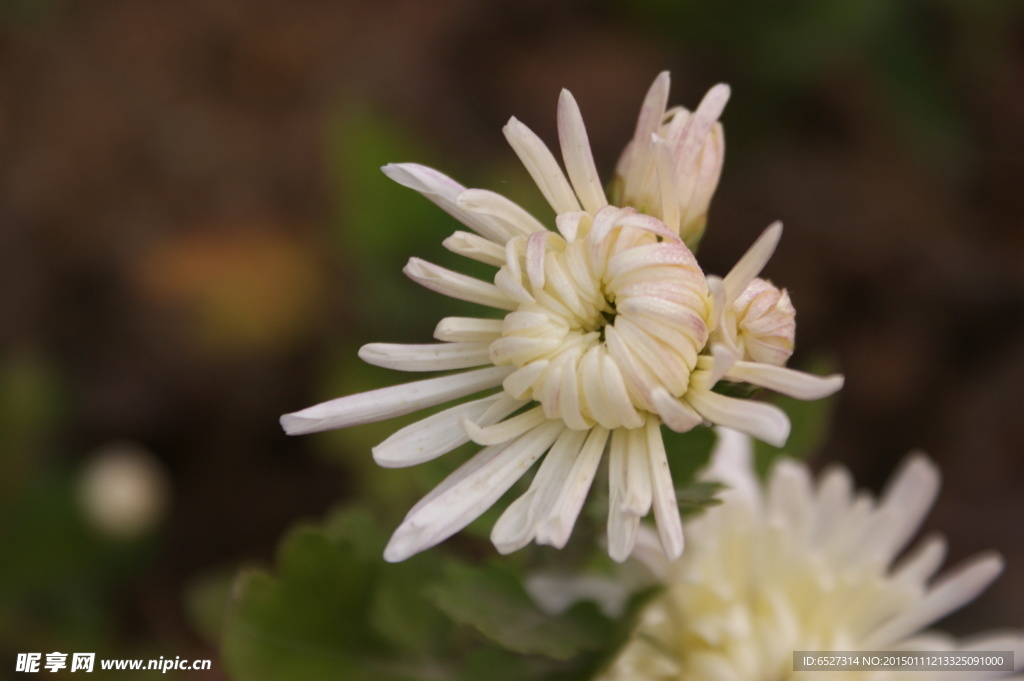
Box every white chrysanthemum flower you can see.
[599,428,1024,681]
[280,75,843,563]
[612,71,728,248]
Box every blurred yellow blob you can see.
[137,225,324,355]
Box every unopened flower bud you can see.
[732,278,795,366]
[611,73,728,249]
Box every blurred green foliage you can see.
[222,507,638,681]
[614,0,1023,169]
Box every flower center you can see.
[489,209,712,430]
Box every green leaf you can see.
[675,481,725,518]
[426,562,615,661]
[221,507,451,681]
[661,425,717,486]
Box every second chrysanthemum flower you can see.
[281,72,843,563]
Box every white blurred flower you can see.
[612,72,728,248]
[599,429,1024,681]
[78,442,170,539]
[280,75,842,563]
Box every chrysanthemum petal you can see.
[634,72,671,144]
[491,427,589,554]
[433,316,504,343]
[872,454,940,561]
[673,83,731,174]
[557,89,608,214]
[381,163,510,243]
[891,534,947,587]
[442,231,507,267]
[687,388,790,447]
[646,417,684,559]
[651,386,703,433]
[653,135,681,235]
[725,361,845,400]
[456,188,548,236]
[404,257,518,311]
[537,426,609,549]
[864,553,1004,647]
[608,426,653,563]
[358,342,492,372]
[372,393,522,468]
[721,222,783,304]
[555,211,588,242]
[462,405,547,446]
[280,365,513,435]
[503,117,581,215]
[702,426,761,506]
[525,231,549,289]
[383,419,564,562]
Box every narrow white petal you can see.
[687,388,790,447]
[674,83,731,173]
[557,89,608,214]
[628,525,673,581]
[525,230,549,289]
[555,211,588,242]
[557,357,591,430]
[811,464,854,544]
[616,212,684,243]
[503,117,581,214]
[359,342,492,372]
[442,231,507,267]
[725,362,845,400]
[873,454,940,560]
[608,506,642,564]
[537,426,609,548]
[381,163,509,243]
[768,459,814,545]
[891,535,947,588]
[653,135,681,234]
[607,429,641,562]
[646,417,685,559]
[456,188,548,236]
[706,275,727,333]
[383,419,564,562]
[491,427,589,554]
[703,426,761,506]
[501,360,549,399]
[404,257,518,311]
[633,71,670,144]
[462,405,547,446]
[707,343,739,385]
[587,205,629,248]
[864,553,1004,647]
[721,222,783,305]
[651,387,703,433]
[280,365,513,435]
[578,347,616,429]
[372,392,515,468]
[620,426,653,516]
[434,316,504,343]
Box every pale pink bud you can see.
[732,278,795,366]
[611,74,728,249]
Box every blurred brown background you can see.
[1,0,1022,672]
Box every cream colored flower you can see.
[280,75,842,563]
[612,72,728,248]
[599,428,1024,681]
